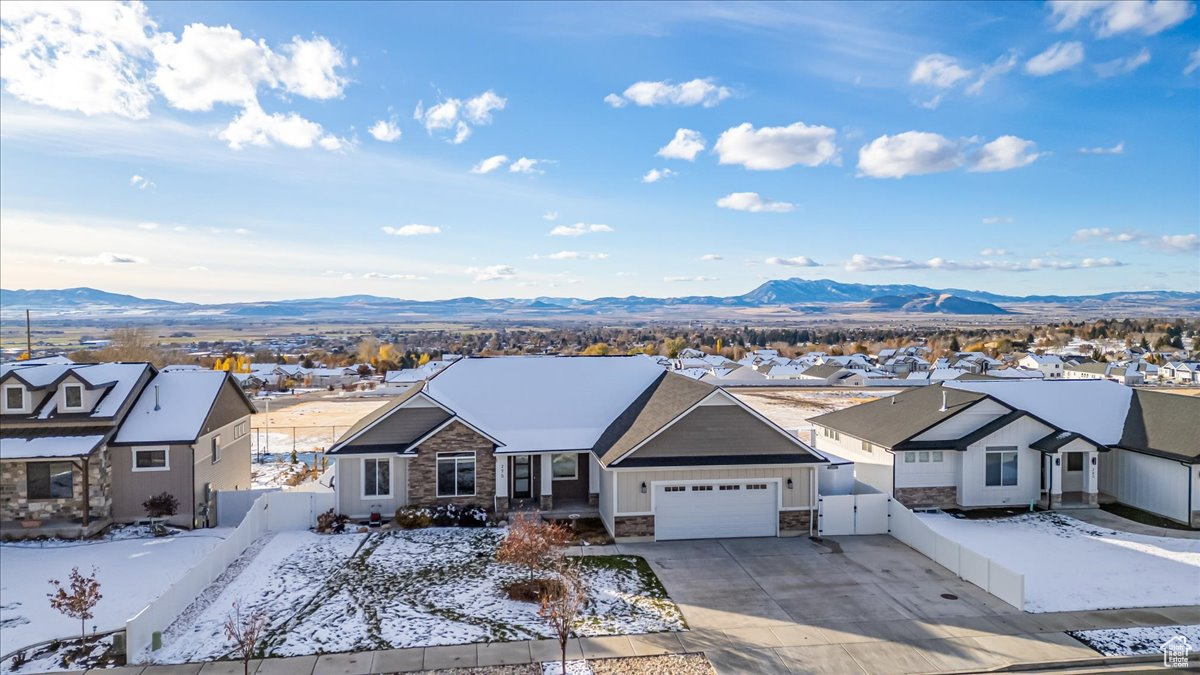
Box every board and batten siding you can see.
[336,456,408,517]
[193,415,253,527]
[910,398,1008,441]
[614,466,813,515]
[110,446,194,527]
[813,429,895,493]
[597,465,614,532]
[894,450,961,490]
[959,416,1049,507]
[1098,448,1192,524]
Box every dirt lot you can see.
[733,387,896,431]
[253,398,392,430]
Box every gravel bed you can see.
[590,653,715,675]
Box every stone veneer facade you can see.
[894,486,957,509]
[0,450,112,524]
[779,509,812,534]
[613,515,655,538]
[406,421,497,507]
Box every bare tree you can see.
[48,567,102,640]
[539,559,587,675]
[224,600,268,675]
[496,513,573,581]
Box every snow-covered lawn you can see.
[150,528,684,663]
[1069,624,1200,656]
[0,528,225,654]
[918,512,1200,612]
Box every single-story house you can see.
[810,380,1199,526]
[328,356,827,541]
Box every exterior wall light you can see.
[787,478,794,489]
[640,481,647,494]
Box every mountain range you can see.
[2,280,1197,322]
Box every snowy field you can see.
[0,528,226,654]
[150,528,684,663]
[918,512,1200,612]
[1069,624,1200,656]
[734,389,893,431]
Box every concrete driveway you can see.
[613,534,1196,674]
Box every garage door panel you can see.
[654,482,777,541]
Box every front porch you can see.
[496,450,600,513]
[1038,444,1102,511]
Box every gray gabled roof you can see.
[326,385,432,454]
[809,384,991,449]
[1117,389,1200,463]
[591,372,715,466]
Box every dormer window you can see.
[3,385,25,412]
[63,384,84,411]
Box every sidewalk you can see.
[81,605,1200,675]
[1066,507,1200,539]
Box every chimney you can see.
[939,390,947,413]
[153,385,161,411]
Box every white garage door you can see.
[654,481,778,541]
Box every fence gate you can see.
[818,493,890,535]
[215,488,279,527]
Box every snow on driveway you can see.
[918,512,1200,612]
[0,530,225,654]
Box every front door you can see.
[513,455,532,498]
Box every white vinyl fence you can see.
[214,488,279,527]
[126,490,335,662]
[888,500,1025,610]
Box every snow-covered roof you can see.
[1,362,75,388]
[1021,353,1063,365]
[113,370,240,444]
[1,435,106,459]
[425,356,665,454]
[37,363,150,419]
[945,380,1133,444]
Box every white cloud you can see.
[699,254,723,261]
[971,136,1041,172]
[414,90,506,144]
[1157,234,1199,253]
[318,135,351,152]
[910,54,972,88]
[368,118,402,142]
[641,168,676,183]
[218,100,343,151]
[714,122,839,170]
[716,192,795,213]
[542,211,559,221]
[857,131,963,178]
[362,272,427,280]
[549,223,614,237]
[232,227,251,236]
[382,224,440,236]
[982,216,1014,225]
[136,221,159,230]
[664,276,719,282]
[606,77,732,108]
[509,157,548,174]
[1073,228,1200,254]
[467,264,516,281]
[1025,42,1085,76]
[129,174,154,190]
[1186,48,1200,75]
[1080,141,1126,155]
[979,248,1010,256]
[845,253,1125,272]
[766,256,820,267]
[0,1,157,118]
[1049,0,1195,37]
[471,154,509,174]
[965,52,1019,95]
[56,251,148,265]
[187,265,207,272]
[1072,227,1139,242]
[536,251,609,261]
[656,129,706,161]
[1094,49,1151,77]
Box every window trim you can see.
[132,447,170,472]
[436,451,476,498]
[361,457,393,500]
[26,461,74,500]
[211,434,222,464]
[984,447,1019,487]
[550,453,579,481]
[61,384,85,411]
[3,385,26,412]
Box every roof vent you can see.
[891,396,896,405]
[153,385,161,412]
[938,390,947,413]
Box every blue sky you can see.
[1,1,1197,303]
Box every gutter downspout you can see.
[809,467,816,537]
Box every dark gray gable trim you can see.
[614,453,825,468]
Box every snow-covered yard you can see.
[150,528,684,663]
[918,512,1200,612]
[1069,624,1200,656]
[0,528,226,654]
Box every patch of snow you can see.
[945,380,1132,443]
[918,512,1200,612]
[1069,624,1200,656]
[542,659,592,675]
[0,435,105,460]
[114,370,231,444]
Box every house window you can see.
[985,448,1019,487]
[904,452,916,463]
[918,451,930,463]
[133,447,169,471]
[551,453,578,480]
[234,421,247,438]
[63,384,84,410]
[861,440,872,452]
[719,484,741,491]
[436,452,475,497]
[211,435,222,464]
[931,451,944,463]
[4,386,25,411]
[363,457,392,498]
[1066,453,1083,471]
[746,484,767,490]
[691,485,713,491]
[27,462,73,500]
[663,485,686,493]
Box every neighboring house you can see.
[328,356,827,541]
[383,359,454,387]
[1018,354,1064,379]
[0,362,253,537]
[811,380,1200,526]
[109,370,256,528]
[1064,362,1108,380]
[1161,361,1200,384]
